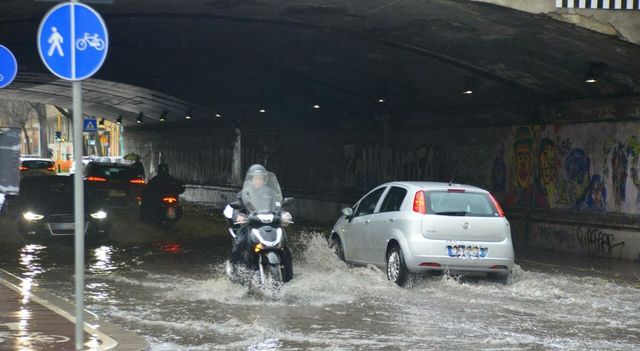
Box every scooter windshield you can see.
[241,171,283,213]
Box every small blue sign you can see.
[37,2,108,81]
[0,45,18,89]
[83,118,98,132]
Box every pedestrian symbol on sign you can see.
[47,26,65,57]
[83,118,97,132]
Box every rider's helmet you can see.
[157,163,169,176]
[246,164,267,184]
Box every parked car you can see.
[84,162,145,209]
[16,175,110,241]
[96,156,126,164]
[330,181,514,286]
[19,157,56,177]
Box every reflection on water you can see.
[89,245,116,274]
[18,244,46,280]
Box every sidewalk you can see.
[0,269,148,350]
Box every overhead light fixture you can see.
[215,113,222,118]
[462,77,478,95]
[185,109,192,120]
[116,116,122,125]
[259,109,266,113]
[585,62,605,84]
[313,105,320,109]
[136,112,143,124]
[99,118,105,125]
[159,110,167,122]
[378,99,386,103]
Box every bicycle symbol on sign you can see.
[76,33,105,51]
[0,74,4,82]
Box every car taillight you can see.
[489,193,505,217]
[19,166,28,171]
[47,166,56,171]
[162,196,177,204]
[86,176,107,182]
[413,191,426,214]
[130,178,145,184]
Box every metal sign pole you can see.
[73,81,85,351]
[70,1,85,350]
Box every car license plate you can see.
[109,190,126,197]
[51,222,75,230]
[446,244,488,258]
[167,207,176,219]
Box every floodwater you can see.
[0,231,638,350]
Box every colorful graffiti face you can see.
[539,139,556,185]
[565,149,590,207]
[513,127,533,189]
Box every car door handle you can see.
[365,219,370,224]
[389,218,396,222]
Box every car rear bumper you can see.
[403,237,514,273]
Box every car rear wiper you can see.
[434,211,468,216]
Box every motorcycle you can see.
[223,171,294,287]
[140,193,183,227]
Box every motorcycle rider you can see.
[228,164,293,281]
[141,163,185,219]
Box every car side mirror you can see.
[341,207,353,217]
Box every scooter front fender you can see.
[265,251,280,265]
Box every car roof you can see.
[376,181,489,193]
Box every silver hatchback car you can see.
[330,181,514,285]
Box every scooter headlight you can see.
[254,243,264,253]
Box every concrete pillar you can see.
[232,127,242,186]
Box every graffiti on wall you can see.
[533,225,626,258]
[344,145,436,190]
[501,124,639,214]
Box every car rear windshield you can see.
[88,165,141,180]
[22,160,54,169]
[425,191,499,217]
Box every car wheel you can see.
[387,246,409,287]
[330,235,345,261]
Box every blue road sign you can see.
[0,45,18,89]
[37,2,108,81]
[83,118,98,132]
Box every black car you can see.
[17,176,110,241]
[84,162,145,210]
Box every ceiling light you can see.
[185,109,193,120]
[259,109,266,113]
[378,99,385,103]
[462,77,478,95]
[159,110,167,122]
[215,113,222,118]
[585,62,605,84]
[313,105,320,109]
[136,112,143,124]
[116,116,122,125]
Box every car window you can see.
[354,187,385,217]
[426,191,498,217]
[379,186,407,213]
[22,160,54,169]
[87,165,141,180]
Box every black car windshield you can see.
[426,191,499,217]
[20,176,73,200]
[88,165,141,180]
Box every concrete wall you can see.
[124,117,640,261]
[474,0,640,45]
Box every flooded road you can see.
[0,231,638,350]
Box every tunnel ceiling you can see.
[0,0,639,127]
